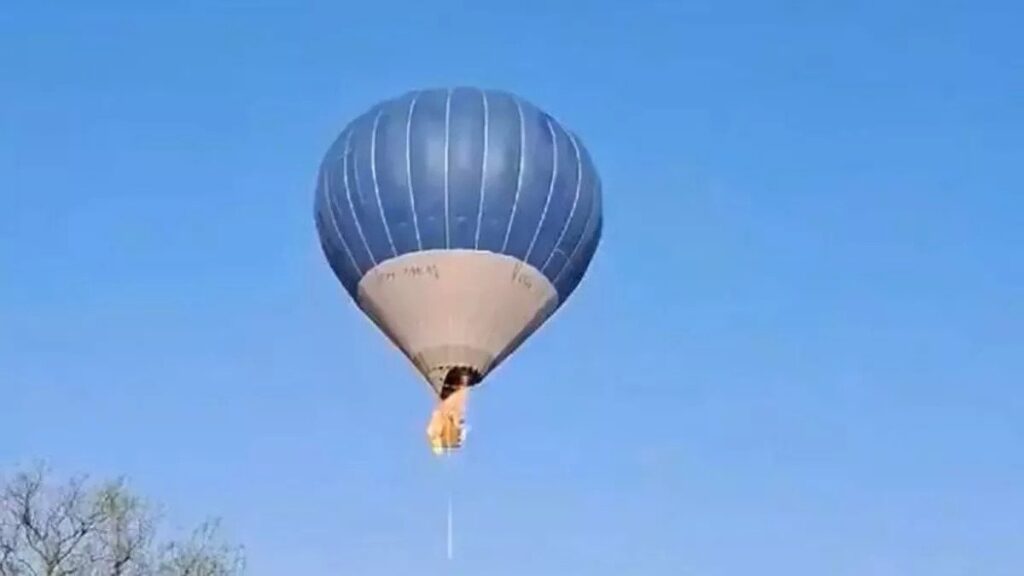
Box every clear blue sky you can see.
[2,1,1021,574]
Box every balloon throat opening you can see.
[427,367,480,456]
[440,366,481,399]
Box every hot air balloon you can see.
[314,87,603,455]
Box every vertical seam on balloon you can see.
[370,107,398,257]
[321,169,362,275]
[473,88,489,250]
[541,129,583,274]
[500,97,526,253]
[553,187,598,285]
[406,92,423,251]
[523,117,558,264]
[443,88,452,249]
[341,129,376,267]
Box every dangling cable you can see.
[437,449,456,561]
[446,488,454,560]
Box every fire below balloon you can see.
[427,387,469,455]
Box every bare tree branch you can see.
[0,466,243,576]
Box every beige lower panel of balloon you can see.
[356,249,559,452]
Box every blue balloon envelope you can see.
[314,87,603,452]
